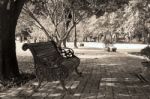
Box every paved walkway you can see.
[1,49,150,99]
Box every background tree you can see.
[21,0,88,47]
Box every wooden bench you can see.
[22,41,82,92]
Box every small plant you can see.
[140,46,150,82]
[141,46,150,60]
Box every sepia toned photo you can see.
[0,0,150,98]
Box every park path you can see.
[1,49,150,99]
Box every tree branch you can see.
[62,23,76,40]
[23,6,53,40]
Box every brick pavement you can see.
[1,50,150,99]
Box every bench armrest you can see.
[22,43,29,51]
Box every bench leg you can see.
[60,80,67,91]
[60,80,73,94]
[33,78,42,92]
[37,80,42,89]
[75,67,82,77]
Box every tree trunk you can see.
[74,23,78,48]
[98,35,100,42]
[63,38,67,48]
[57,40,63,48]
[0,0,25,80]
[0,40,2,79]
[85,37,88,42]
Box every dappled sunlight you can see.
[101,78,118,82]
[100,64,121,67]
[48,93,62,97]
[97,93,105,98]
[71,81,80,89]
[84,95,97,99]
[117,93,130,97]
[124,77,139,81]
[100,82,116,87]
[73,93,81,96]
[1,80,78,98]
[1,46,150,98]
[0,0,149,98]
[32,92,48,97]
[0,87,33,97]
[143,85,150,87]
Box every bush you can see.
[80,43,84,47]
[141,46,150,59]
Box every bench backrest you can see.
[22,41,62,66]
